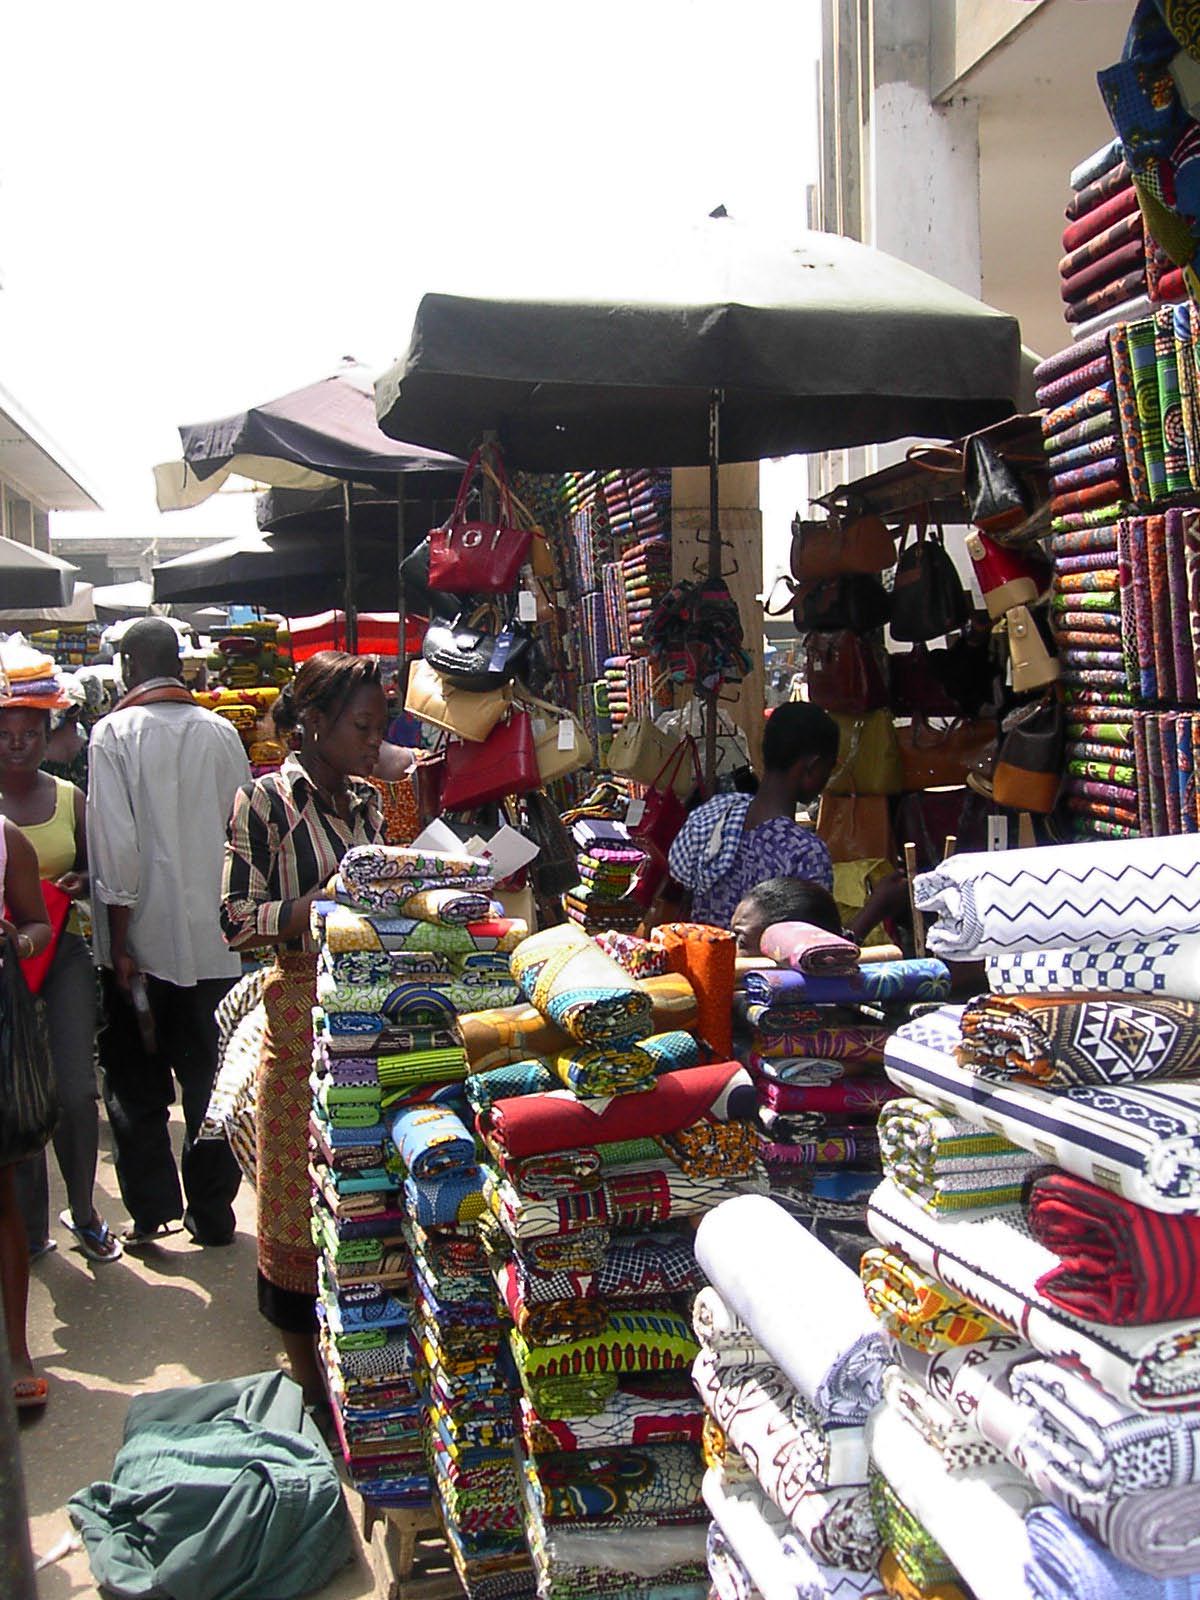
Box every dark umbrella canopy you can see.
[152,531,405,615]
[375,218,1023,469]
[0,536,80,609]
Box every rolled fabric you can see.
[1023,1503,1200,1600]
[387,1104,475,1181]
[481,1059,753,1160]
[652,922,737,1057]
[692,1286,771,1361]
[694,1193,887,1425]
[877,1096,1039,1216]
[460,973,697,1073]
[759,921,861,976]
[1028,1171,1200,1323]
[511,922,653,1045]
[742,960,951,1008]
[867,1404,1038,1600]
[958,994,1200,1087]
[860,1247,1009,1351]
[913,835,1200,959]
[869,1178,1200,1414]
[986,936,1200,1001]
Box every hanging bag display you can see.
[890,512,971,642]
[790,512,897,579]
[428,448,534,596]
[0,932,57,1164]
[404,657,512,743]
[825,710,904,796]
[442,710,540,810]
[804,630,889,714]
[896,717,999,792]
[992,697,1064,814]
[422,602,532,692]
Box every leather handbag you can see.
[805,631,889,715]
[1007,604,1060,693]
[897,717,999,791]
[404,657,511,743]
[993,697,1064,814]
[826,710,904,796]
[965,531,1050,621]
[790,512,897,579]
[966,435,1032,535]
[422,603,532,692]
[429,449,535,596]
[520,694,594,784]
[442,711,539,809]
[890,514,971,642]
[816,793,896,864]
[888,644,961,718]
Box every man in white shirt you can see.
[87,618,250,1247]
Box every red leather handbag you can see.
[429,449,534,596]
[442,711,539,809]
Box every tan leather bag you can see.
[404,658,511,743]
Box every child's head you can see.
[730,876,843,955]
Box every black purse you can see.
[422,602,533,691]
[890,512,971,642]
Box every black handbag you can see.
[890,512,971,642]
[422,602,533,692]
[0,934,57,1165]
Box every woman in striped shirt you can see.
[222,651,386,1404]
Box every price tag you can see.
[557,719,575,750]
[517,590,538,622]
[626,797,646,826]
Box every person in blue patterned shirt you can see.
[655,702,839,930]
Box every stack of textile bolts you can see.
[852,833,1200,1597]
[733,923,952,1270]
[563,818,646,937]
[459,920,768,1600]
[1035,136,1200,843]
[308,843,528,1547]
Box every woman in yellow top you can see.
[0,692,121,1265]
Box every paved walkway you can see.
[23,1113,375,1599]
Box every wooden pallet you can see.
[366,1503,463,1600]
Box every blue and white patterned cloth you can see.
[668,795,833,927]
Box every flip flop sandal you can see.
[60,1210,123,1263]
[13,1375,48,1410]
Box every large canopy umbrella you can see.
[152,529,408,617]
[155,362,463,647]
[375,213,1023,778]
[0,537,80,610]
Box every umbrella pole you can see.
[342,481,359,653]
[396,473,407,685]
[702,388,723,794]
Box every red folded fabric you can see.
[1029,1170,1200,1324]
[482,1059,751,1159]
[1061,185,1140,255]
[750,1069,902,1117]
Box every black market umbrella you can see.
[155,362,463,648]
[152,530,410,618]
[0,536,80,610]
[375,213,1023,780]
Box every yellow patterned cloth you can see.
[860,1247,1008,1351]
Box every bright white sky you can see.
[0,0,820,548]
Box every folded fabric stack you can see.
[309,844,526,1515]
[390,1103,535,1600]
[471,921,768,1600]
[692,1195,889,1595]
[1060,140,1162,338]
[870,836,1200,1593]
[732,922,952,1270]
[563,818,646,937]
